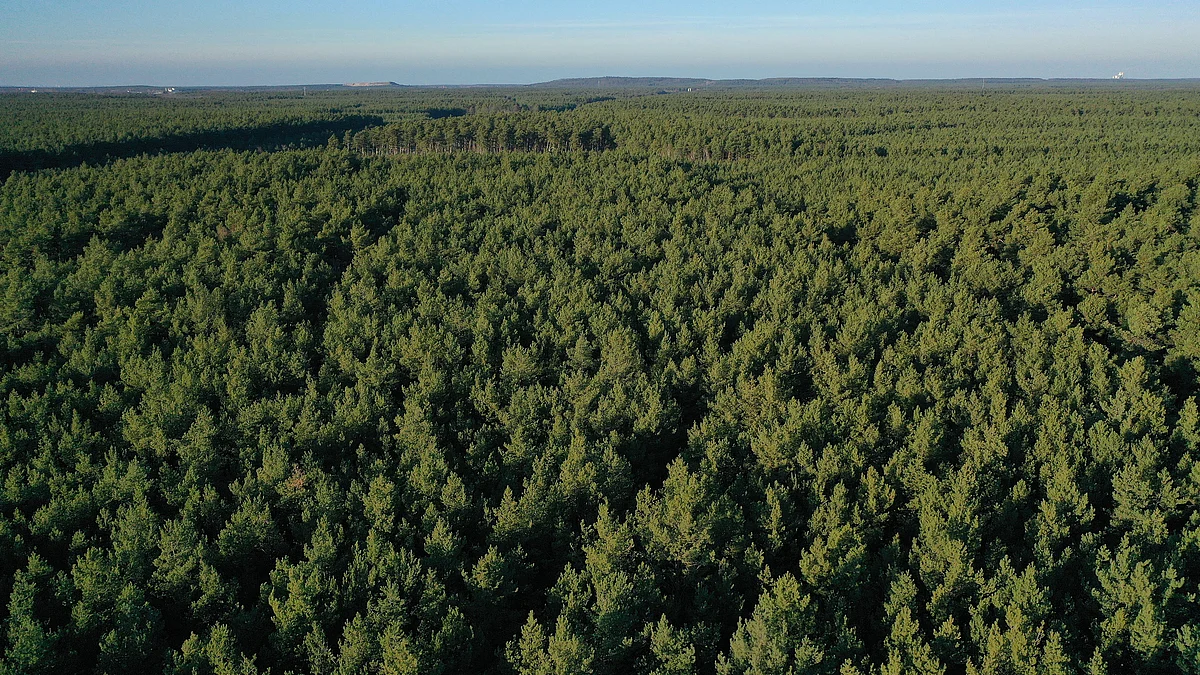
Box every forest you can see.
[0,83,1199,674]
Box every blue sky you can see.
[2,0,1198,86]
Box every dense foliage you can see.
[1,86,1199,674]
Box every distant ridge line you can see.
[527,76,901,88]
[525,76,1200,89]
[4,76,1200,93]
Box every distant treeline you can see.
[7,89,1200,170]
[341,89,1200,161]
[0,90,628,160]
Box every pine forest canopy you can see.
[0,83,1199,674]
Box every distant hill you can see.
[528,76,901,89]
[526,76,1200,90]
[529,77,718,89]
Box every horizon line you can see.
[4,75,1200,90]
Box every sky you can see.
[2,0,1198,86]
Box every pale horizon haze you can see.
[2,0,1198,86]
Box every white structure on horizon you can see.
[1113,72,1125,79]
